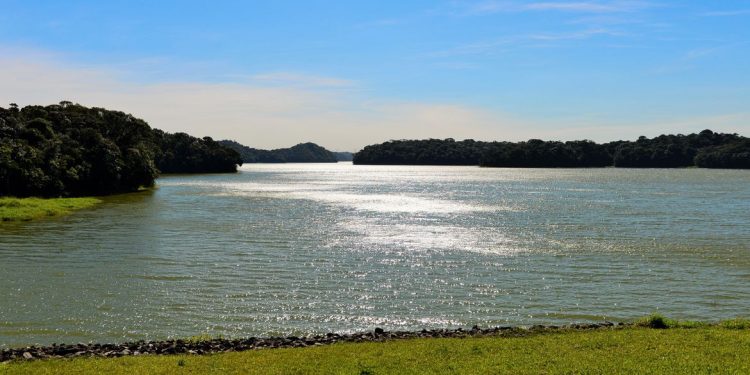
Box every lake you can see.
[1,163,749,347]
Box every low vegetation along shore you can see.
[0,197,101,222]
[2,316,749,374]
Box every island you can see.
[218,140,342,163]
[353,130,750,168]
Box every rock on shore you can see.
[1,322,623,362]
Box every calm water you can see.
[1,164,749,347]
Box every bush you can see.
[635,314,674,329]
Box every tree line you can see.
[353,130,750,169]
[0,102,242,197]
[218,140,339,163]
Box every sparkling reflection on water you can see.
[1,163,749,347]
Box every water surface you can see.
[1,164,749,347]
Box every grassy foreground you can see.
[3,326,750,374]
[0,197,101,222]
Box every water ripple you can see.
[1,165,749,347]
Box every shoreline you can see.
[2,322,626,362]
[5,315,749,362]
[4,323,749,374]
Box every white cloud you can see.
[701,9,750,17]
[529,28,624,40]
[426,28,621,57]
[525,1,647,12]
[2,47,746,152]
[0,48,531,151]
[466,1,654,15]
[651,42,749,74]
[247,72,355,88]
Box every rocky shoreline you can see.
[1,322,625,362]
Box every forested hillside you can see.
[353,130,750,169]
[154,131,242,173]
[219,140,338,163]
[0,102,242,197]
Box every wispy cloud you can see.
[3,45,746,151]
[356,17,409,28]
[433,61,482,70]
[701,9,750,17]
[427,39,513,58]
[465,1,655,15]
[248,72,356,88]
[529,28,625,40]
[526,2,640,12]
[653,42,750,74]
[568,14,641,25]
[683,46,724,61]
[427,28,623,57]
[686,42,749,61]
[0,47,534,151]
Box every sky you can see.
[1,1,749,151]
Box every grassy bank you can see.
[3,324,750,374]
[0,197,102,222]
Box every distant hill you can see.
[219,140,338,163]
[353,130,750,169]
[334,152,354,161]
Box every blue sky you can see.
[1,1,749,150]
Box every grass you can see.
[721,318,750,330]
[634,313,710,329]
[0,197,102,222]
[3,324,750,374]
[632,314,750,330]
[185,334,223,345]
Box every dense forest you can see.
[0,102,242,197]
[154,131,242,173]
[353,130,750,169]
[219,140,339,163]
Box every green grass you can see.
[632,314,750,330]
[3,326,750,374]
[0,197,102,222]
[634,313,708,329]
[721,318,750,330]
[185,334,223,345]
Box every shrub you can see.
[635,314,674,329]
